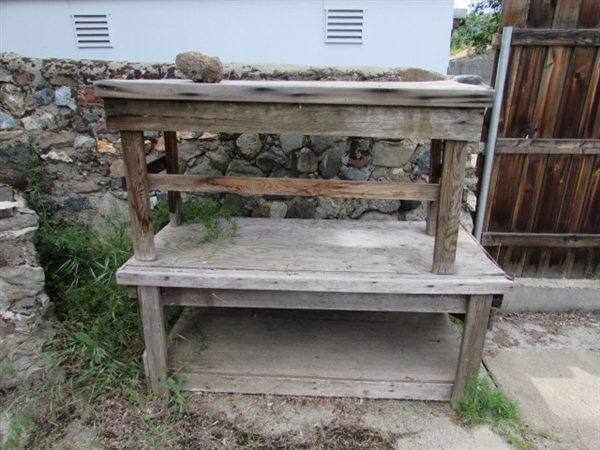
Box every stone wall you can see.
[0,188,52,388]
[0,52,479,227]
[0,53,481,383]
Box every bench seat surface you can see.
[117,219,512,295]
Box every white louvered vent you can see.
[72,14,112,48]
[326,9,364,44]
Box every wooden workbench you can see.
[95,79,512,407]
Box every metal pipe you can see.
[474,26,513,242]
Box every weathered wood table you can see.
[95,79,513,407]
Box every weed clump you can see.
[459,373,533,450]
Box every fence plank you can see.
[578,155,600,233]
[487,155,526,231]
[553,0,584,28]
[500,0,529,28]
[482,233,600,248]
[511,29,600,46]
[554,46,597,138]
[578,0,600,28]
[504,47,546,137]
[495,138,600,154]
[526,0,556,28]
[532,47,571,138]
[579,49,600,139]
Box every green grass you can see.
[459,372,534,450]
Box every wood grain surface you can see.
[94,79,493,108]
[116,219,512,295]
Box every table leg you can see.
[164,131,182,227]
[121,130,155,261]
[433,140,467,274]
[451,294,493,409]
[138,286,169,397]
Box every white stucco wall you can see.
[0,0,454,72]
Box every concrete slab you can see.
[501,278,600,312]
[485,350,600,450]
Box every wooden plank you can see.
[557,156,594,232]
[179,373,452,401]
[535,154,572,233]
[121,130,155,261]
[451,295,493,409]
[554,46,597,138]
[578,155,600,233]
[487,154,526,231]
[116,220,513,295]
[504,47,546,138]
[499,0,529,28]
[532,47,571,138]
[579,49,600,139]
[164,131,181,227]
[578,0,600,28]
[161,288,468,313]
[526,0,556,28]
[102,100,486,141]
[426,139,443,236]
[168,310,459,401]
[500,154,547,277]
[482,232,600,247]
[511,29,600,46]
[495,138,600,154]
[147,174,440,201]
[497,46,522,137]
[138,286,169,397]
[94,79,494,108]
[552,0,583,29]
[512,154,548,232]
[433,140,467,275]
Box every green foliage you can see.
[452,0,502,55]
[459,372,533,450]
[35,213,144,396]
[165,376,190,413]
[29,192,237,402]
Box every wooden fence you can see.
[480,0,600,278]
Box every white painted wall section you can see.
[0,0,453,72]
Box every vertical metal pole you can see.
[473,27,513,242]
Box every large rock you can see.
[287,147,318,173]
[236,133,262,160]
[55,86,77,111]
[311,135,346,154]
[33,88,55,106]
[318,142,346,179]
[21,112,55,131]
[396,68,447,82]
[207,146,231,172]
[226,159,264,177]
[314,197,353,219]
[256,147,286,172]
[372,140,418,168]
[0,111,18,130]
[339,167,371,181]
[189,159,222,176]
[0,84,33,117]
[176,51,223,83]
[280,134,304,153]
[287,198,317,219]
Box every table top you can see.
[94,79,494,108]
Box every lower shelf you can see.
[168,308,462,401]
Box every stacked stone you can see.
[0,188,52,389]
[0,52,478,227]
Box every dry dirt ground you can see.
[1,312,598,450]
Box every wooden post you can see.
[433,140,468,274]
[138,286,169,397]
[164,131,182,227]
[451,294,493,409]
[426,139,443,236]
[121,130,156,261]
